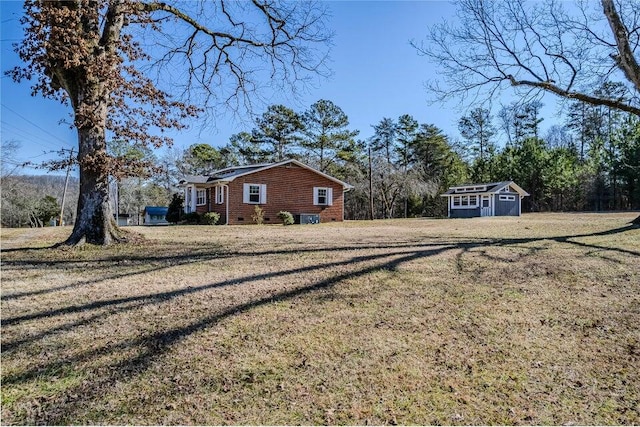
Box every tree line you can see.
[116,94,639,221]
[3,92,637,228]
[0,174,79,228]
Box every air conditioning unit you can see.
[299,214,320,224]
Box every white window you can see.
[215,186,224,204]
[455,185,486,193]
[314,187,333,206]
[196,189,206,206]
[499,195,516,201]
[243,183,267,204]
[451,195,479,208]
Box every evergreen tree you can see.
[179,143,227,175]
[225,132,269,165]
[166,193,184,224]
[370,118,397,164]
[396,114,419,171]
[35,195,61,226]
[458,107,496,182]
[458,107,496,161]
[411,124,468,216]
[301,99,359,172]
[370,117,400,218]
[253,105,304,162]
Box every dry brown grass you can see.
[1,213,639,425]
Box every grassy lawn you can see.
[1,213,639,425]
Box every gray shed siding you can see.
[494,194,520,216]
[449,207,480,218]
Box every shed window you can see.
[451,195,479,208]
[499,195,516,201]
[455,185,486,193]
[196,189,206,206]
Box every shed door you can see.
[481,196,491,217]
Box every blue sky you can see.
[1,1,554,175]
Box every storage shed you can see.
[441,181,529,218]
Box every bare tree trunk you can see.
[63,120,123,245]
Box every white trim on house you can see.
[196,189,206,206]
[215,186,224,204]
[313,187,333,206]
[179,160,353,195]
[450,194,479,209]
[495,182,529,197]
[243,183,266,204]
[451,185,487,193]
[212,159,353,190]
[481,195,492,216]
[183,185,199,214]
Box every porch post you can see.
[184,186,190,213]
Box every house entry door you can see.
[481,196,491,217]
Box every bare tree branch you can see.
[417,0,640,116]
[602,0,640,91]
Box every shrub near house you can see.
[180,159,352,225]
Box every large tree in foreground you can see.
[9,0,330,245]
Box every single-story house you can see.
[441,181,529,218]
[143,206,169,225]
[179,159,353,225]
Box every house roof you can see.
[181,175,215,184]
[179,159,353,189]
[144,206,168,215]
[442,181,529,197]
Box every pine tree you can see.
[166,193,184,224]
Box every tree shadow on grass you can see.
[1,222,638,424]
[2,244,459,424]
[0,240,455,302]
[489,224,640,257]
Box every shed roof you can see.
[442,181,529,197]
[144,206,168,215]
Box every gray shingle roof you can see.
[442,181,529,196]
[179,159,353,189]
[180,175,213,184]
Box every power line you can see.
[0,120,69,151]
[1,103,73,148]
